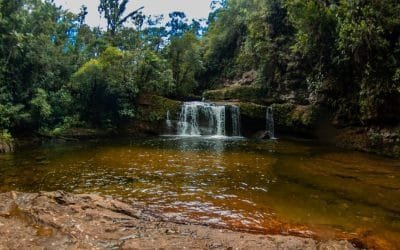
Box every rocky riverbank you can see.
[0,191,356,249]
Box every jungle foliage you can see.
[0,0,399,138]
[201,0,400,126]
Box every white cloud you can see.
[54,0,212,27]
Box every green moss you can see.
[271,103,295,128]
[204,85,263,103]
[0,130,14,153]
[136,95,182,122]
[234,102,320,131]
[0,130,13,144]
[272,103,320,130]
[237,102,266,119]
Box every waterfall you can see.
[178,103,201,136]
[266,106,275,139]
[211,106,226,136]
[230,105,241,137]
[166,110,172,129]
[177,102,240,137]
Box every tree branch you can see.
[118,6,144,26]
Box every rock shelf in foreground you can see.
[0,191,356,249]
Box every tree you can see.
[200,0,249,88]
[166,32,204,96]
[98,0,144,35]
[143,15,168,51]
[336,0,400,124]
[72,46,174,126]
[166,12,189,38]
[0,0,80,132]
[30,88,52,128]
[72,47,139,125]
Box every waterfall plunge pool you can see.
[0,136,399,248]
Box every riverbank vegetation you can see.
[0,0,399,154]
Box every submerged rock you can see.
[0,191,357,249]
[252,130,273,139]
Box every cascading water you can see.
[230,105,241,137]
[166,110,172,129]
[177,102,240,137]
[178,103,201,136]
[266,106,275,139]
[211,106,226,136]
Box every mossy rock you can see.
[234,102,320,135]
[136,94,182,122]
[0,131,14,153]
[204,85,264,103]
[0,139,13,153]
[237,102,266,119]
[272,103,320,131]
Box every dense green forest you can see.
[0,0,399,143]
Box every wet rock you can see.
[252,130,273,139]
[317,240,357,250]
[272,103,319,130]
[237,102,266,119]
[135,94,182,123]
[124,94,182,136]
[0,138,13,153]
[0,191,358,249]
[336,126,400,158]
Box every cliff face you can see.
[122,94,182,136]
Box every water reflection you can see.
[176,136,227,154]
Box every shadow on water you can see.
[0,136,399,248]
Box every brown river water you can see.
[0,136,399,248]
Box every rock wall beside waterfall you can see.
[136,94,182,122]
[204,85,265,103]
[0,131,14,153]
[0,139,13,153]
[336,127,400,158]
[271,104,321,137]
[222,102,320,138]
[123,94,182,136]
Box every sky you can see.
[53,0,213,27]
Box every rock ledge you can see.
[0,191,356,249]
